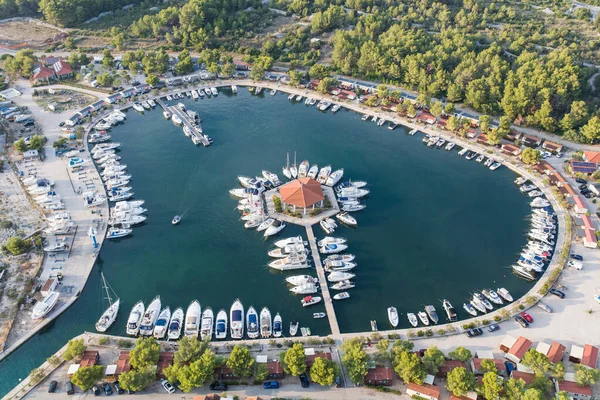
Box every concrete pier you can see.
[156,98,209,146]
[305,225,341,338]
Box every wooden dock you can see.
[305,225,341,338]
[156,98,209,146]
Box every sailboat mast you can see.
[286,153,289,169]
[294,151,297,168]
[101,273,113,305]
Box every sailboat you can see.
[282,153,292,180]
[290,152,298,179]
[95,273,120,332]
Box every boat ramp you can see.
[155,98,210,146]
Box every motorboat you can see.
[512,265,538,281]
[320,243,348,254]
[463,302,478,316]
[417,311,430,325]
[141,101,151,110]
[371,321,378,331]
[313,312,326,319]
[387,307,399,328]
[246,306,259,339]
[307,164,319,179]
[172,215,181,225]
[230,299,244,339]
[197,89,205,97]
[318,101,332,111]
[441,300,457,321]
[361,114,369,121]
[465,151,477,160]
[204,88,212,96]
[445,142,455,151]
[295,95,302,101]
[184,300,201,338]
[290,321,299,336]
[326,169,344,186]
[320,219,336,234]
[215,309,228,339]
[407,313,418,327]
[264,220,286,237]
[372,115,378,123]
[113,201,147,215]
[274,236,305,248]
[153,307,171,339]
[47,212,70,224]
[333,292,350,300]
[332,104,341,113]
[324,260,356,272]
[268,244,306,258]
[286,275,317,287]
[290,283,319,295]
[106,227,132,239]
[342,204,366,212]
[32,291,60,320]
[497,288,513,302]
[482,289,503,305]
[126,301,145,335]
[262,170,280,186]
[318,237,346,247]
[244,218,264,229]
[92,142,120,153]
[192,90,199,100]
[327,271,355,282]
[298,160,309,178]
[167,307,184,340]
[232,85,238,93]
[139,296,161,336]
[172,114,183,126]
[337,187,369,198]
[211,87,218,96]
[260,307,272,338]
[474,293,493,310]
[270,88,277,96]
[257,218,274,232]
[425,305,439,324]
[301,296,322,307]
[489,161,502,170]
[68,157,87,169]
[336,212,357,226]
[43,241,68,253]
[103,173,132,182]
[330,280,355,290]
[324,254,355,263]
[531,198,550,208]
[132,103,145,113]
[273,313,283,338]
[109,215,146,226]
[377,118,386,126]
[109,191,134,202]
[470,299,487,314]
[269,254,309,270]
[200,307,214,341]
[317,165,332,184]
[476,154,485,163]
[309,98,317,106]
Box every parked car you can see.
[515,315,529,328]
[579,184,588,190]
[575,178,587,184]
[567,260,583,270]
[66,381,74,395]
[466,329,475,338]
[263,381,280,389]
[113,381,124,395]
[487,323,500,332]
[102,382,113,395]
[520,312,533,323]
[570,254,583,261]
[48,381,58,393]
[161,379,175,394]
[505,361,516,375]
[550,288,565,298]
[584,193,593,198]
[299,372,310,388]
[92,385,100,396]
[209,381,227,391]
[537,302,553,313]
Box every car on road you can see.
[113,381,124,395]
[299,372,310,388]
[570,254,583,261]
[487,323,500,332]
[92,385,100,396]
[102,382,113,395]
[550,288,565,298]
[576,178,587,184]
[515,315,529,328]
[161,379,176,394]
[520,312,533,323]
[48,381,58,393]
[263,381,280,389]
[210,381,227,391]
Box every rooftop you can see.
[279,178,324,208]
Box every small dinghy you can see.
[407,312,418,327]
[172,215,181,225]
[333,292,350,300]
[313,312,326,319]
[387,307,399,328]
[289,321,299,336]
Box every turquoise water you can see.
[0,89,532,395]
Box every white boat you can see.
[286,275,317,286]
[264,220,286,237]
[148,99,156,107]
[463,303,477,317]
[470,299,487,314]
[476,154,485,163]
[172,114,182,126]
[342,204,366,212]
[318,101,331,111]
[92,142,120,153]
[445,142,455,151]
[204,88,212,96]
[290,152,298,178]
[325,254,355,263]
[43,241,68,253]
[106,226,132,239]
[418,311,430,325]
[377,118,386,126]
[317,165,332,184]
[512,265,538,281]
[197,89,205,97]
[270,88,277,96]
[192,90,199,100]
[497,287,513,302]
[232,85,238,93]
[298,160,309,178]
[330,280,355,290]
[166,95,173,101]
[126,301,145,335]
[332,104,341,113]
[230,299,244,339]
[153,307,171,339]
[260,307,272,338]
[337,187,369,199]
[256,218,274,232]
[320,243,348,254]
[274,236,305,248]
[244,218,264,229]
[489,161,502,170]
[442,300,457,321]
[372,115,378,123]
[268,244,306,258]
[320,219,336,234]
[269,254,309,270]
[141,101,151,110]
[515,176,527,185]
[262,170,280,186]
[132,103,144,113]
[407,312,418,327]
[109,215,146,226]
[324,260,356,272]
[282,153,292,180]
[328,271,355,282]
[318,236,347,247]
[31,291,59,320]
[273,313,283,337]
[333,292,350,300]
[215,309,228,339]
[246,306,259,339]
[301,296,322,307]
[326,169,344,186]
[211,87,218,96]
[172,215,181,225]
[458,148,468,156]
[113,201,146,215]
[139,296,161,336]
[184,300,201,338]
[336,212,357,226]
[290,283,319,294]
[307,164,319,179]
[474,293,493,310]
[167,307,184,340]
[387,307,399,328]
[482,289,503,305]
[108,191,133,202]
[200,307,214,341]
[290,321,299,336]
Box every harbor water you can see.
[0,88,532,395]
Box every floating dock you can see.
[156,98,210,146]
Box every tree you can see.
[130,337,160,369]
[176,350,217,392]
[29,135,44,151]
[521,349,551,376]
[505,377,526,400]
[289,70,303,86]
[221,62,235,77]
[71,366,105,390]
[64,37,76,50]
[581,116,600,143]
[146,74,159,88]
[449,347,472,363]
[479,371,503,400]
[479,115,491,133]
[376,84,389,99]
[498,115,511,135]
[407,103,417,117]
[96,72,114,87]
[310,356,339,386]
[569,100,588,127]
[365,96,379,107]
[531,375,552,395]
[552,362,565,380]
[283,343,306,376]
[119,365,156,392]
[53,137,68,149]
[254,363,269,382]
[557,391,570,400]
[486,128,505,145]
[13,138,28,153]
[102,49,114,68]
[393,340,414,352]
[341,338,368,385]
[445,103,456,115]
[309,64,329,80]
[521,147,541,165]
[522,388,544,400]
[393,348,426,384]
[63,338,86,361]
[446,367,475,396]
[174,337,209,365]
[375,339,391,363]
[2,49,36,78]
[175,49,194,75]
[226,345,255,378]
[447,115,460,132]
[422,346,445,374]
[479,358,498,374]
[317,77,338,94]
[575,365,600,386]
[430,101,444,117]
[574,7,592,20]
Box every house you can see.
[32,66,55,84]
[52,60,73,80]
[106,93,122,104]
[266,361,284,379]
[213,366,238,381]
[32,58,73,83]
[506,336,532,363]
[193,395,221,400]
[500,335,517,353]
[583,151,600,164]
[120,88,136,98]
[571,161,598,174]
[581,345,598,369]
[234,61,251,70]
[23,149,39,160]
[308,79,321,90]
[583,228,597,249]
[477,133,490,145]
[573,196,588,214]
[547,342,566,363]
[569,345,584,363]
[416,112,436,125]
[506,130,522,142]
[470,358,506,376]
[533,160,555,175]
[305,350,332,369]
[41,278,57,296]
[80,350,100,367]
[156,352,174,378]
[450,393,478,400]
[510,371,535,385]
[245,397,265,400]
[438,360,466,377]
[338,89,357,100]
[406,382,440,400]
[114,351,131,377]
[460,112,479,127]
[554,380,592,400]
[364,367,393,386]
[550,171,569,188]
[90,100,106,111]
[542,141,563,154]
[501,143,522,157]
[521,134,542,148]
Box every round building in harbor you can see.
[279,177,324,214]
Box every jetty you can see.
[156,98,209,146]
[305,225,341,338]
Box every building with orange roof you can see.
[501,143,522,157]
[506,337,532,363]
[584,151,600,164]
[364,366,393,386]
[193,395,221,400]
[511,371,535,385]
[555,380,592,400]
[407,382,440,400]
[573,196,588,214]
[581,344,598,369]
[547,342,566,363]
[279,177,324,214]
[80,350,99,367]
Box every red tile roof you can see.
[509,337,532,360]
[557,380,593,396]
[33,66,54,80]
[53,60,73,76]
[364,366,393,382]
[582,345,599,369]
[471,358,506,372]
[407,382,440,399]
[511,371,535,384]
[439,360,466,375]
[280,178,324,208]
[584,151,600,164]
[547,342,566,363]
[305,352,332,368]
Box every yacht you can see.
[126,301,145,335]
[482,289,503,305]
[425,305,439,324]
[325,254,355,263]
[192,90,199,100]
[474,293,493,310]
[95,274,120,332]
[458,148,468,157]
[260,307,272,338]
[215,309,228,339]
[512,264,538,281]
[318,101,332,111]
[273,314,283,337]
[307,164,319,179]
[324,260,356,272]
[320,219,337,234]
[327,271,355,282]
[211,87,218,96]
[320,243,348,254]
[337,187,369,198]
[463,302,478,317]
[336,212,357,226]
[200,307,214,341]
[43,241,68,253]
[290,283,318,295]
[274,236,305,248]
[108,191,134,202]
[407,312,418,327]
[282,153,292,180]
[417,311,430,325]
[268,244,306,258]
[172,114,183,126]
[132,103,145,113]
[139,296,161,336]
[246,306,259,339]
[341,204,366,212]
[489,161,502,170]
[476,154,485,163]
[445,142,455,151]
[334,292,350,300]
[387,307,399,328]
[332,104,341,113]
[361,114,369,121]
[31,291,59,320]
[184,300,201,338]
[167,307,184,340]
[330,280,355,290]
[269,254,309,270]
[290,321,299,336]
[326,169,344,186]
[230,299,244,339]
[298,160,309,178]
[317,165,332,184]
[232,85,238,94]
[301,296,322,307]
[113,201,146,215]
[497,288,513,302]
[153,307,171,339]
[442,299,457,321]
[286,275,317,287]
[197,89,205,97]
[318,237,346,247]
[262,170,280,186]
[264,220,286,237]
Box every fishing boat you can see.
[298,160,309,178]
[320,243,348,254]
[307,164,319,179]
[95,273,120,332]
[246,306,259,339]
[215,309,227,339]
[264,220,286,237]
[184,300,201,338]
[317,165,332,184]
[274,236,305,248]
[474,293,493,310]
[153,307,171,339]
[330,280,355,290]
[463,302,478,317]
[139,296,161,336]
[126,301,145,335]
[325,254,355,263]
[285,275,317,286]
[497,288,513,302]
[290,283,318,295]
[290,321,299,336]
[425,305,439,324]
[442,299,457,321]
[260,307,272,338]
[282,153,292,180]
[418,311,430,325]
[387,307,399,328]
[200,307,214,341]
[313,312,326,319]
[407,313,418,327]
[336,212,357,226]
[482,289,503,305]
[327,271,355,282]
[326,169,344,186]
[301,296,322,307]
[273,313,283,337]
[31,291,60,320]
[230,299,244,339]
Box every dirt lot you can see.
[0,19,68,51]
[34,89,98,114]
